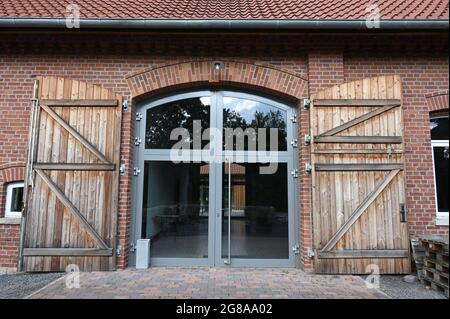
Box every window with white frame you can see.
[4,182,24,218]
[430,115,449,226]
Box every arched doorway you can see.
[131,90,299,267]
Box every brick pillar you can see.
[299,51,344,272]
[116,99,135,269]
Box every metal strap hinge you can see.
[133,167,141,176]
[116,245,123,256]
[290,169,298,178]
[290,113,297,123]
[291,139,298,148]
[119,164,126,176]
[292,245,300,255]
[304,134,312,145]
[134,137,142,146]
[399,203,407,223]
[136,112,143,121]
[304,99,311,109]
[305,163,312,174]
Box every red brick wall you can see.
[0,33,448,272]
[308,51,345,94]
[0,223,20,269]
[116,102,135,269]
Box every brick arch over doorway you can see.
[125,60,309,102]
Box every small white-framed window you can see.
[4,182,24,218]
[430,115,449,226]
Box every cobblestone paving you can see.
[28,267,389,299]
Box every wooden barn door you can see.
[310,75,411,274]
[20,77,122,272]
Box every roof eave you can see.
[0,18,448,30]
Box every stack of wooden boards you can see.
[419,235,449,298]
[410,236,426,278]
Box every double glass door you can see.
[133,91,298,267]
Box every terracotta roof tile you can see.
[0,0,448,19]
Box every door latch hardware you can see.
[290,113,297,123]
[136,112,143,121]
[119,164,126,176]
[292,245,300,255]
[134,137,142,146]
[399,203,407,222]
[303,99,311,109]
[305,162,312,174]
[307,247,315,258]
[291,169,299,178]
[291,139,298,148]
[304,134,312,145]
[122,99,128,111]
[133,167,141,176]
[116,245,123,256]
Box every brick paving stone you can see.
[27,267,389,299]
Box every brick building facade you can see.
[0,1,448,273]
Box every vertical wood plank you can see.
[59,78,73,270]
[51,77,66,271]
[346,80,359,273]
[42,76,58,271]
[331,83,344,273]
[92,84,103,271]
[83,83,94,272]
[75,81,86,269]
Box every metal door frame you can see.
[130,90,299,267]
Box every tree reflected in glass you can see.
[223,98,287,151]
[145,97,211,149]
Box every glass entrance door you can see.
[133,91,298,267]
[215,92,297,267]
[221,162,291,266]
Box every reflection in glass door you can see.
[217,92,296,267]
[133,91,297,267]
[222,162,289,260]
[142,162,209,258]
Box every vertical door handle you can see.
[399,203,407,222]
[224,159,232,265]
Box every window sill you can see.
[0,217,21,225]
[436,214,449,226]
